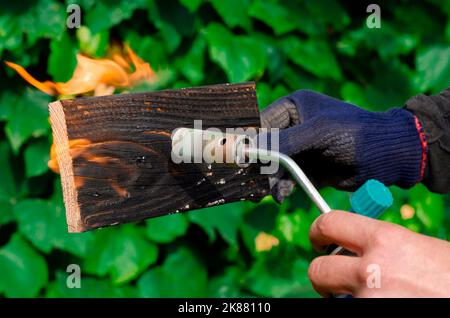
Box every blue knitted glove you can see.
[261,90,425,201]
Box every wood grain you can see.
[49,82,270,232]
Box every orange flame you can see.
[48,139,93,174]
[5,45,156,96]
[5,44,157,173]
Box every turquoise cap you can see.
[350,179,393,219]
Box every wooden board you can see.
[49,82,270,232]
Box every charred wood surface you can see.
[49,82,270,232]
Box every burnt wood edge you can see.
[49,101,84,233]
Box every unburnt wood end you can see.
[49,82,270,232]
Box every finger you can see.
[287,89,362,121]
[309,210,382,254]
[308,255,361,297]
[260,97,299,129]
[278,118,323,156]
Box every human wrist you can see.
[355,108,426,188]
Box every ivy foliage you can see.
[0,0,449,298]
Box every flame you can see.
[5,45,156,97]
[49,139,92,173]
[6,44,157,173]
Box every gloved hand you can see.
[261,90,425,202]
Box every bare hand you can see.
[308,210,450,297]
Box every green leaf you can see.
[159,23,182,54]
[271,85,289,102]
[20,0,66,44]
[277,0,349,36]
[147,1,196,53]
[277,209,313,251]
[2,88,50,153]
[256,82,273,110]
[282,67,326,93]
[178,0,203,12]
[0,234,48,297]
[245,248,316,297]
[85,0,147,34]
[204,23,267,82]
[0,14,22,57]
[393,3,443,40]
[176,36,206,84]
[46,272,138,298]
[303,0,350,32]
[340,82,372,109]
[0,1,65,54]
[342,60,416,111]
[188,202,246,245]
[210,0,251,30]
[256,83,289,110]
[77,26,109,58]
[138,246,207,297]
[415,45,450,93]
[0,0,66,56]
[409,184,445,233]
[277,2,322,36]
[125,32,170,69]
[145,213,189,244]
[337,23,419,60]
[249,0,297,35]
[368,60,417,109]
[48,32,78,82]
[0,141,17,202]
[84,225,158,284]
[263,44,286,82]
[13,199,93,257]
[0,200,14,226]
[446,20,450,42]
[64,0,95,10]
[240,202,278,254]
[208,266,245,297]
[281,36,342,80]
[0,90,15,122]
[150,0,197,37]
[24,138,50,178]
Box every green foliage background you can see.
[0,0,449,297]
